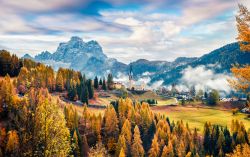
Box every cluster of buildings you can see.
[156,84,195,100]
[111,65,147,91]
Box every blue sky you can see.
[0,0,249,63]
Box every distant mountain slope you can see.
[128,57,198,79]
[25,37,250,86]
[191,43,250,72]
[151,42,250,85]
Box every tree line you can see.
[0,75,249,156]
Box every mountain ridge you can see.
[24,37,250,86]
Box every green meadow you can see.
[152,106,250,132]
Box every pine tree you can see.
[94,76,99,89]
[99,78,103,86]
[81,84,89,105]
[102,78,107,90]
[216,130,225,157]
[87,79,94,99]
[203,122,211,155]
[68,83,77,101]
[107,73,114,90]
[131,125,144,157]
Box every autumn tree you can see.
[148,134,160,157]
[89,142,109,157]
[119,148,126,157]
[0,128,7,154]
[236,4,250,51]
[103,105,119,153]
[116,135,126,157]
[227,143,250,157]
[6,130,19,156]
[229,65,250,94]
[34,98,71,156]
[120,119,132,155]
[0,75,15,113]
[229,4,250,97]
[161,142,174,157]
[131,125,145,157]
[0,50,22,77]
[56,71,64,91]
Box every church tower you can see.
[129,64,134,90]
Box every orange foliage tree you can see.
[236,4,250,51]
[229,4,250,97]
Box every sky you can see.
[0,0,249,63]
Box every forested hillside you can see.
[0,50,249,157]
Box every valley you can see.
[50,87,250,133]
[1,2,250,156]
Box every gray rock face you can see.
[32,36,122,76]
[25,37,250,86]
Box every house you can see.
[112,82,125,89]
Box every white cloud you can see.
[0,0,245,63]
[180,65,232,94]
[149,80,164,90]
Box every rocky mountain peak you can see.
[22,53,33,60]
[35,51,52,60]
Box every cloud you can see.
[149,80,164,90]
[113,71,163,90]
[180,65,232,94]
[0,0,248,63]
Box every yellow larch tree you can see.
[229,4,250,99]
[6,130,19,153]
[131,125,145,157]
[119,148,126,157]
[148,134,160,157]
[115,135,127,157]
[34,98,71,157]
[236,4,250,51]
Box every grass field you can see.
[157,98,178,106]
[54,89,250,133]
[152,106,250,132]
